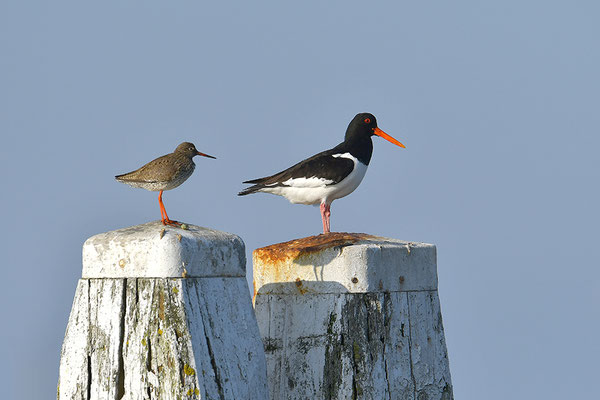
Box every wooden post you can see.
[253,233,453,400]
[58,221,269,400]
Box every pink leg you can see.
[320,203,331,233]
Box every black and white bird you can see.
[238,113,405,233]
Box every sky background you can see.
[1,1,599,399]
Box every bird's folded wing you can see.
[244,151,355,187]
[116,156,182,183]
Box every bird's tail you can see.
[239,174,277,196]
[238,184,263,196]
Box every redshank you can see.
[238,113,404,233]
[116,142,216,226]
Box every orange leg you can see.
[159,194,167,223]
[158,190,181,226]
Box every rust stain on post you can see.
[254,232,375,265]
[294,278,308,295]
[253,233,376,294]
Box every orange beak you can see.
[373,127,405,148]
[196,151,216,159]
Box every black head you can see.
[345,113,405,148]
[174,142,216,159]
[345,113,378,141]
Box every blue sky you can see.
[1,1,599,398]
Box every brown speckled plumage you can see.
[115,142,215,191]
[115,142,215,225]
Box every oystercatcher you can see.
[238,113,405,233]
[116,142,216,226]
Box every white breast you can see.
[326,153,368,202]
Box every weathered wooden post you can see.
[253,233,453,400]
[58,221,269,399]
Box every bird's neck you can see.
[338,135,373,165]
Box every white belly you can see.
[261,153,368,205]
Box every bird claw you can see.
[162,219,182,227]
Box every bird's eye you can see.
[364,118,371,124]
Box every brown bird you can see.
[116,142,216,226]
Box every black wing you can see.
[239,149,354,196]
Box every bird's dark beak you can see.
[196,151,216,159]
[373,127,405,148]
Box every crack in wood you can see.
[116,281,127,399]
[86,354,91,400]
[146,334,153,374]
[203,323,225,400]
[86,280,92,400]
[406,293,418,399]
[323,314,343,398]
[382,293,392,399]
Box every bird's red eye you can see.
[364,118,371,124]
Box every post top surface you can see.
[254,232,374,262]
[253,233,437,295]
[254,232,432,263]
[82,221,246,278]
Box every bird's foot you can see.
[162,218,182,227]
